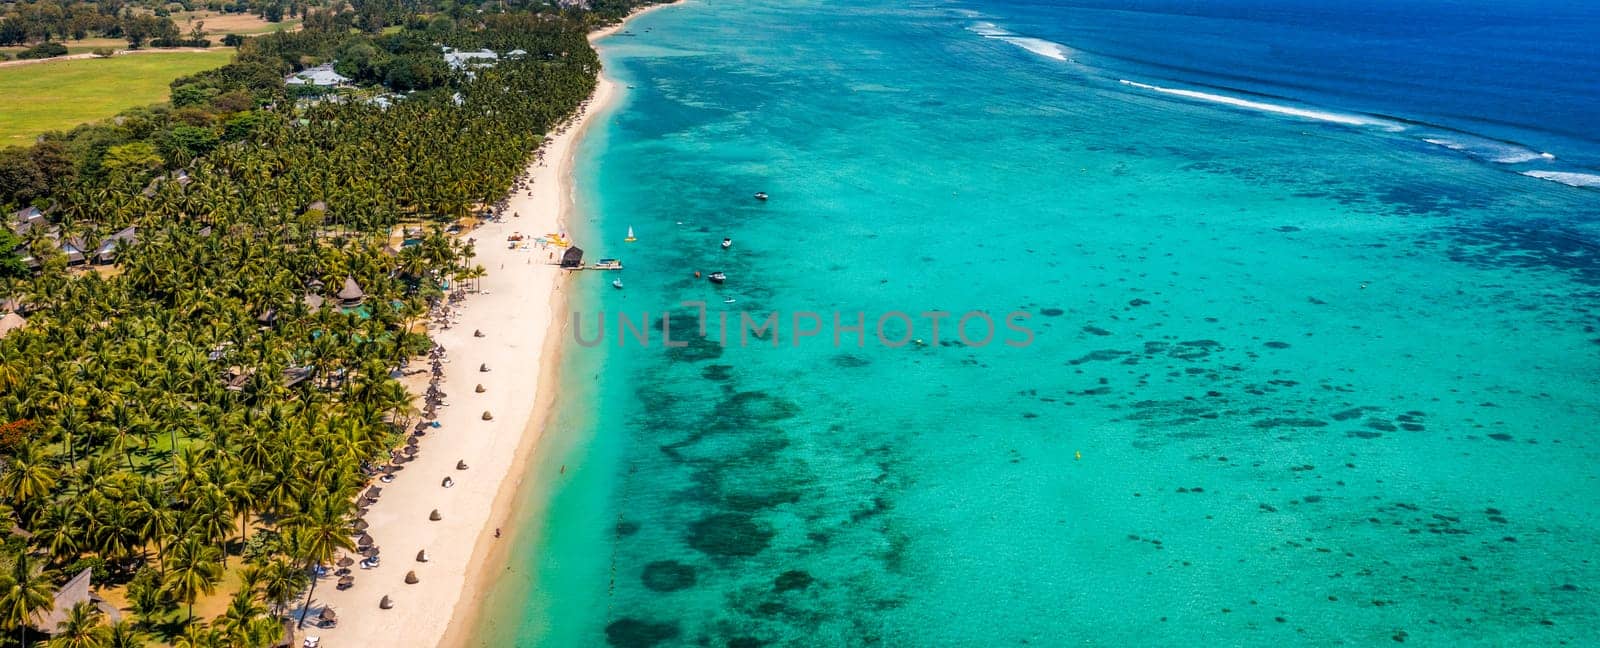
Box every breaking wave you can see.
[967,22,1071,62]
[1521,170,1600,188]
[1118,80,1402,130]
[1423,136,1555,164]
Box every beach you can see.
[289,9,661,645]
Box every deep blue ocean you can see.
[470,0,1600,646]
[980,0,1600,169]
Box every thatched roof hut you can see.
[338,276,366,306]
[0,312,25,339]
[559,246,584,269]
[281,367,314,388]
[31,568,119,633]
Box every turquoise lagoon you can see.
[471,0,1600,645]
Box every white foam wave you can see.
[1003,37,1071,61]
[1521,170,1600,188]
[967,22,1009,38]
[1422,137,1554,164]
[1118,80,1401,130]
[967,22,1071,62]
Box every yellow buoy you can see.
[1074,451,1082,460]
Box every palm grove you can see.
[0,1,644,644]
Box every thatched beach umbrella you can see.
[456,460,468,470]
[356,532,374,548]
[363,547,380,558]
[474,329,484,338]
[379,595,393,609]
[353,519,369,531]
[482,411,494,421]
[416,550,429,563]
[337,556,355,568]
[475,384,485,393]
[404,571,419,585]
[337,575,354,590]
[403,446,418,456]
[479,363,490,372]
[405,436,419,447]
[320,607,337,624]
[429,509,442,521]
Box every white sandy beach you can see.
[288,5,679,646]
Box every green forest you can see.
[0,0,652,644]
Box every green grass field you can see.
[0,50,233,145]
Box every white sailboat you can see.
[625,226,637,242]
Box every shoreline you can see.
[296,4,681,647]
[438,4,687,642]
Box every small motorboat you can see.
[625,226,636,243]
[723,297,737,304]
[754,192,769,201]
[721,238,733,249]
[708,272,727,284]
[612,278,624,289]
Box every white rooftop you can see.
[286,64,351,87]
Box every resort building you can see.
[338,276,367,307]
[286,64,352,87]
[442,47,500,70]
[0,312,25,339]
[9,206,45,236]
[30,569,120,636]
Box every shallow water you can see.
[471,0,1600,645]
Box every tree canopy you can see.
[0,0,658,643]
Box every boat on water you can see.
[723,297,737,304]
[754,192,769,201]
[708,271,727,284]
[592,258,623,270]
[612,278,624,289]
[721,238,733,249]
[625,226,636,242]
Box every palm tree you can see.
[106,620,147,648]
[0,554,55,648]
[254,559,307,616]
[125,571,172,630]
[283,497,353,629]
[161,536,223,623]
[214,588,269,648]
[48,601,111,648]
[0,442,59,524]
[172,620,224,648]
[131,484,176,574]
